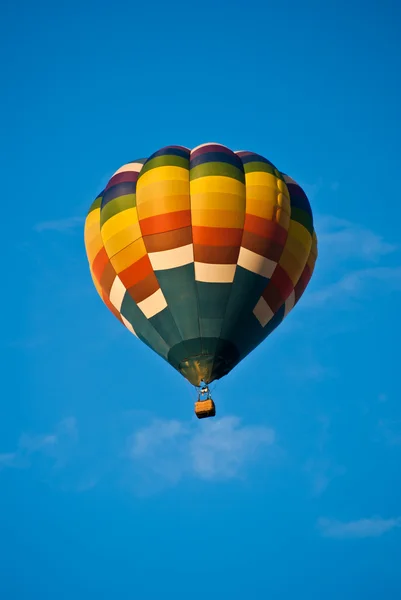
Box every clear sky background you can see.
[1,0,401,598]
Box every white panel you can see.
[194,262,236,283]
[137,288,167,318]
[109,276,126,311]
[121,315,138,337]
[149,244,194,271]
[284,290,296,316]
[237,247,276,279]
[112,162,144,176]
[253,297,274,327]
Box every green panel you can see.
[199,318,223,338]
[100,193,136,226]
[290,207,313,234]
[154,264,200,341]
[148,308,184,350]
[220,267,269,342]
[196,282,232,320]
[88,195,102,214]
[228,304,285,361]
[120,293,170,362]
[190,162,245,183]
[139,155,189,176]
[243,162,280,176]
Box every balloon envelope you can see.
[84,143,318,386]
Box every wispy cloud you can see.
[0,453,18,468]
[0,417,78,471]
[286,359,334,382]
[299,215,400,310]
[378,419,401,446]
[318,516,401,539]
[304,459,346,495]
[316,215,397,263]
[34,216,84,233]
[303,416,346,495]
[128,415,275,486]
[304,266,401,308]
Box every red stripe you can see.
[294,265,312,302]
[140,210,191,235]
[192,226,243,247]
[271,265,294,299]
[262,283,284,313]
[92,247,109,283]
[190,144,233,159]
[119,254,153,288]
[102,291,123,323]
[244,215,287,245]
[106,171,140,190]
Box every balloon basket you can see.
[194,398,216,419]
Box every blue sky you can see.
[1,0,401,598]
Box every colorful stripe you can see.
[84,144,318,387]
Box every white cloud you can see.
[190,416,275,480]
[378,419,401,446]
[303,416,346,495]
[0,453,18,470]
[303,266,401,308]
[0,417,78,470]
[34,216,84,233]
[315,215,397,263]
[296,215,400,311]
[129,415,275,485]
[304,459,346,495]
[318,517,401,539]
[286,359,334,382]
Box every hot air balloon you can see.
[84,143,318,418]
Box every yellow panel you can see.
[110,238,147,273]
[137,166,189,188]
[190,191,245,212]
[283,229,311,261]
[307,247,317,271]
[246,195,276,220]
[276,207,291,229]
[311,231,318,256]
[287,220,312,254]
[246,186,290,214]
[101,208,138,243]
[277,191,291,213]
[190,175,244,196]
[245,171,280,190]
[84,221,101,248]
[137,195,190,219]
[86,233,104,264]
[85,208,101,230]
[279,247,307,284]
[191,209,245,228]
[277,178,290,200]
[137,179,189,203]
[103,222,142,258]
